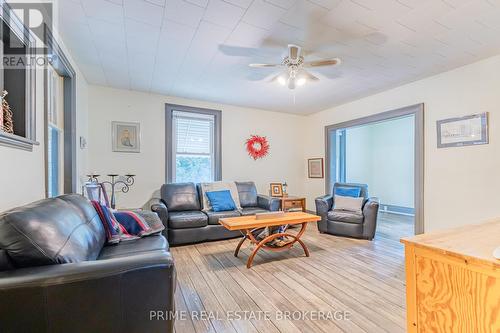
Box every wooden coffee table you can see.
[219,212,321,268]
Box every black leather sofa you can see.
[315,182,380,240]
[0,194,175,333]
[151,181,281,246]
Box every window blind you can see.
[173,111,214,155]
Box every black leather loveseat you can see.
[151,181,281,246]
[0,194,175,333]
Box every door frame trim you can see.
[324,103,425,234]
[44,25,77,195]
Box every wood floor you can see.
[171,213,414,333]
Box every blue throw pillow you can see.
[335,187,361,198]
[206,190,236,212]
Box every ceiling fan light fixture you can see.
[251,44,340,90]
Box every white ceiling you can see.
[59,0,500,114]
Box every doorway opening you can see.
[325,104,424,236]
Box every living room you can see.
[1,0,499,332]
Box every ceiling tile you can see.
[172,21,231,89]
[268,21,306,45]
[437,1,495,30]
[159,19,197,47]
[203,0,245,29]
[224,0,253,9]
[226,22,270,48]
[99,48,129,70]
[87,18,126,53]
[265,0,297,10]
[104,67,131,90]
[129,52,155,90]
[81,0,124,25]
[476,6,500,30]
[322,0,367,30]
[123,0,164,27]
[145,0,166,6]
[279,0,329,30]
[125,18,160,53]
[58,0,88,26]
[185,0,209,8]
[78,63,107,85]
[243,0,287,30]
[152,21,197,92]
[164,0,204,28]
[307,0,340,10]
[60,23,101,66]
[396,1,454,32]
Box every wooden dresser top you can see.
[401,219,500,268]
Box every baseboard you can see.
[379,204,414,216]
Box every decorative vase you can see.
[1,90,14,134]
[0,101,3,131]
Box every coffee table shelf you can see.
[220,212,321,268]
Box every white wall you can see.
[0,68,46,211]
[0,5,89,212]
[345,125,372,185]
[344,116,414,209]
[87,86,305,209]
[304,54,500,232]
[370,117,414,209]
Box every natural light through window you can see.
[172,110,215,183]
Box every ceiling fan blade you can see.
[304,58,341,67]
[249,63,281,68]
[269,74,281,83]
[247,70,280,81]
[219,44,285,59]
[300,70,319,81]
[288,44,302,61]
[260,37,286,49]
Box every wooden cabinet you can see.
[280,196,306,212]
[401,220,500,332]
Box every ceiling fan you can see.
[248,44,341,89]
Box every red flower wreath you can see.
[245,135,270,160]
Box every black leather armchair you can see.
[0,194,175,333]
[315,183,379,240]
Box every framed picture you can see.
[437,113,488,148]
[270,183,283,197]
[112,121,140,153]
[308,158,324,178]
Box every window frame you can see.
[0,1,38,151]
[165,104,222,183]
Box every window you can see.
[166,105,221,183]
[46,67,64,197]
[47,125,61,197]
[0,4,37,150]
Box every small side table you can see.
[280,196,306,212]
